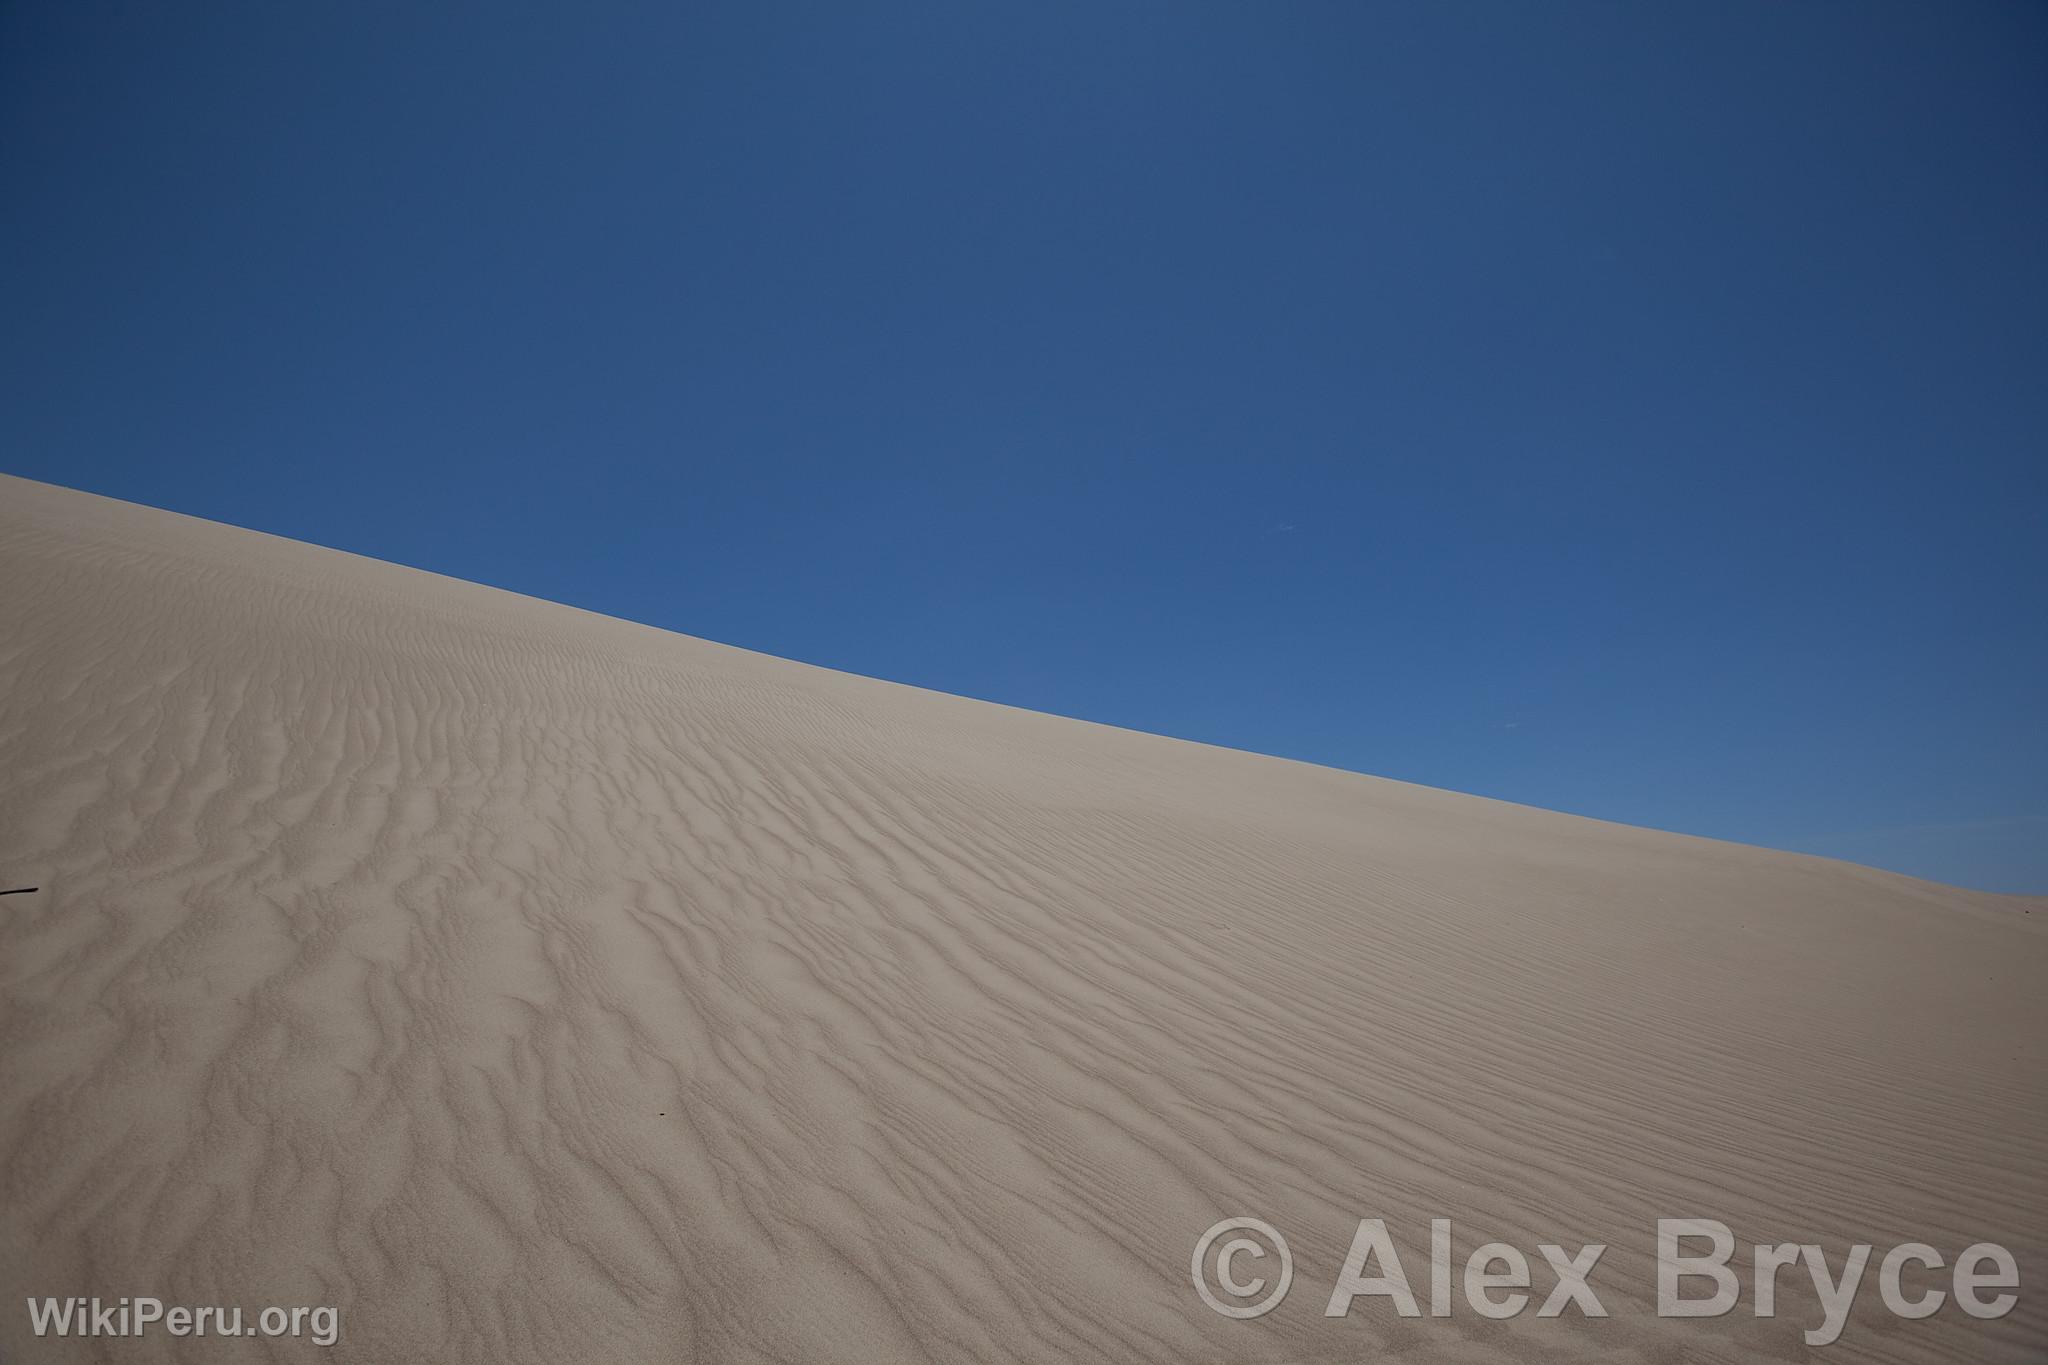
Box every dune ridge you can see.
[1,472,2042,1363]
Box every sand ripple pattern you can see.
[1,475,2042,1363]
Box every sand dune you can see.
[1,472,2041,1363]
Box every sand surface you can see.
[1,473,2042,1363]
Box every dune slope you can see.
[1,473,2042,1363]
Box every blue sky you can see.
[4,2,2043,892]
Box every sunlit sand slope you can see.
[1,473,2042,1363]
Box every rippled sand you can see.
[2,473,2041,1362]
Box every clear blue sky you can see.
[4,2,2043,892]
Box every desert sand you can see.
[1,471,2041,1363]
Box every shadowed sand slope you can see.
[1,473,2042,1363]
